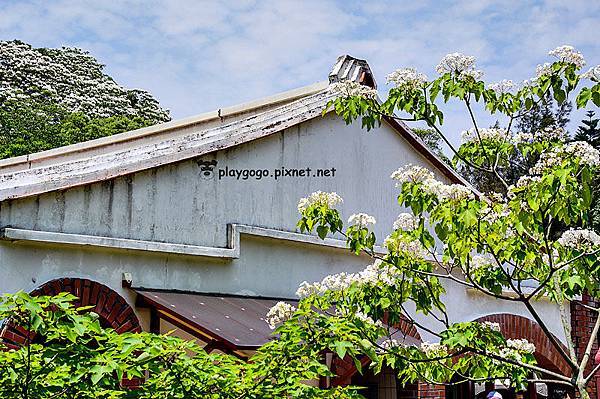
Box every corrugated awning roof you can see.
[135,288,421,352]
[135,289,296,349]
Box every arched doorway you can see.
[0,277,141,346]
[446,314,573,399]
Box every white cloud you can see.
[0,0,597,147]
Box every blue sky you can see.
[1,0,598,147]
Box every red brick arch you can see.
[474,313,571,376]
[1,278,140,346]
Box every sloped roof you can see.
[0,55,467,202]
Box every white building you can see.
[0,55,590,399]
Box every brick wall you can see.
[571,293,600,399]
[418,382,446,399]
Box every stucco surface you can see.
[0,114,566,342]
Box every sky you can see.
[1,0,599,149]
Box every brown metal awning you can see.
[135,289,297,351]
[135,288,420,358]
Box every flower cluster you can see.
[421,342,448,357]
[295,259,402,298]
[265,301,296,329]
[391,164,435,185]
[393,213,419,231]
[481,321,501,332]
[535,63,554,79]
[330,80,378,100]
[506,338,536,354]
[436,53,483,80]
[0,40,170,123]
[348,213,377,228]
[512,126,567,144]
[487,80,514,95]
[548,45,586,69]
[386,68,428,91]
[530,141,600,174]
[297,191,343,213]
[384,236,429,259]
[515,175,541,188]
[558,228,600,250]
[564,141,600,167]
[582,65,600,82]
[422,179,475,201]
[355,311,384,328]
[461,127,507,143]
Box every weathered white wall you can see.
[0,113,566,342]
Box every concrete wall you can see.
[0,113,566,342]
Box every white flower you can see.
[549,45,586,69]
[421,342,448,357]
[564,141,600,167]
[265,301,296,329]
[515,175,541,188]
[535,63,554,79]
[488,80,514,95]
[391,164,435,185]
[481,321,501,332]
[348,213,377,228]
[436,53,482,80]
[297,191,343,213]
[355,311,384,328]
[558,228,600,250]
[385,236,429,259]
[386,68,428,90]
[513,126,567,144]
[393,213,418,231]
[462,127,508,143]
[581,65,600,82]
[330,80,378,100]
[506,338,536,354]
[295,259,403,298]
[422,178,474,201]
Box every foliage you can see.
[459,93,572,194]
[278,46,600,398]
[575,111,600,230]
[0,291,361,399]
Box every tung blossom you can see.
[481,321,501,332]
[393,213,419,231]
[295,259,402,298]
[348,213,377,228]
[355,311,384,328]
[530,141,600,175]
[581,65,600,82]
[461,127,508,143]
[297,191,343,213]
[558,228,600,250]
[487,80,514,95]
[391,164,435,185]
[421,342,448,357]
[436,53,483,80]
[330,80,378,100]
[386,68,428,91]
[506,338,536,354]
[265,301,296,329]
[548,45,586,69]
[422,178,474,201]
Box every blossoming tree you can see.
[269,46,600,398]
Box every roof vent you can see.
[328,55,376,89]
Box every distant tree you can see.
[575,111,600,229]
[412,127,450,163]
[0,40,169,159]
